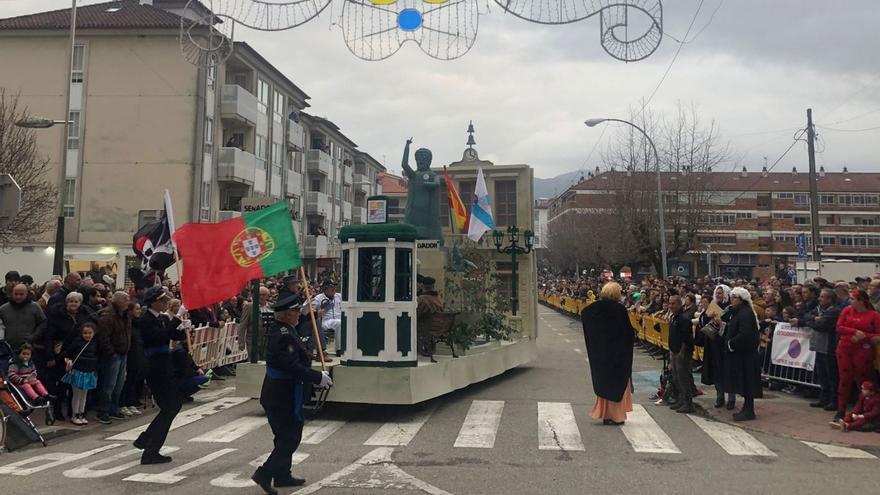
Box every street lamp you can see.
[493,226,534,316]
[584,118,668,279]
[14,117,72,129]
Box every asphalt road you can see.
[2,308,879,495]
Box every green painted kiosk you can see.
[337,223,419,367]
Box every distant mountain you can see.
[534,170,588,200]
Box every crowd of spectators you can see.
[539,269,880,429]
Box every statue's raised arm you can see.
[401,138,415,179]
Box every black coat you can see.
[261,321,322,411]
[722,303,763,398]
[581,299,634,402]
[139,310,185,381]
[695,303,731,387]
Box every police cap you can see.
[273,293,303,312]
[143,287,169,306]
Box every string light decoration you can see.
[494,0,663,62]
[341,0,479,61]
[178,0,662,64]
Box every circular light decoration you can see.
[494,0,663,62]
[342,0,479,61]
[397,8,423,31]
[180,0,235,68]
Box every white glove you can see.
[179,319,193,330]
[318,371,333,389]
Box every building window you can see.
[820,236,836,246]
[459,180,476,216]
[774,192,794,199]
[772,213,794,219]
[773,234,796,242]
[839,194,880,206]
[701,213,736,225]
[71,44,84,83]
[819,193,835,205]
[494,180,517,227]
[257,79,270,113]
[137,209,161,228]
[200,181,211,221]
[271,143,282,176]
[735,212,754,219]
[289,195,300,219]
[698,235,736,245]
[310,178,321,192]
[273,90,284,118]
[793,193,809,206]
[357,247,386,302]
[62,179,76,217]
[256,135,267,170]
[394,248,413,302]
[207,65,215,90]
[794,216,810,225]
[204,117,213,154]
[67,111,80,150]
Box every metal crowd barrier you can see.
[189,322,248,370]
[760,326,820,389]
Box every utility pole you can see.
[806,109,821,262]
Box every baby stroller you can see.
[0,340,49,451]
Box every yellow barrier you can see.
[538,292,705,362]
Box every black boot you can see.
[733,408,756,421]
[676,399,696,414]
[274,474,306,487]
[141,451,173,465]
[714,397,725,408]
[251,467,278,495]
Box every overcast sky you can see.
[3,0,879,178]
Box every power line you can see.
[826,107,880,126]
[722,129,807,204]
[817,124,880,133]
[635,0,706,118]
[663,0,724,45]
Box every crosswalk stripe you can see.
[107,396,250,441]
[537,402,584,451]
[124,448,236,484]
[194,386,235,402]
[302,419,347,445]
[621,405,681,454]
[688,415,776,456]
[63,447,180,479]
[0,445,121,476]
[454,400,504,448]
[364,407,435,446]
[210,452,309,488]
[802,441,878,459]
[190,416,266,443]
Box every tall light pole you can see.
[14,0,77,276]
[585,118,668,279]
[492,226,534,316]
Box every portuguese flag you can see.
[173,201,301,309]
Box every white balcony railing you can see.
[220,85,258,126]
[303,235,329,258]
[288,119,305,150]
[306,150,332,176]
[306,191,330,216]
[352,206,367,224]
[217,147,257,185]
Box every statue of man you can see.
[402,138,442,242]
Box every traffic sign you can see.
[796,233,807,259]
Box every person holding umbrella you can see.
[581,282,635,425]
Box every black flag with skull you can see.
[129,211,174,288]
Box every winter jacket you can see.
[63,336,98,373]
[852,393,880,422]
[804,303,841,354]
[0,300,46,350]
[835,306,880,352]
[6,358,39,385]
[46,309,93,358]
[97,305,132,356]
[669,312,694,355]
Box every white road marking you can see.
[688,415,776,456]
[124,448,236,484]
[210,452,309,488]
[291,447,452,495]
[802,441,878,459]
[107,396,250,441]
[364,407,435,446]
[302,419,347,444]
[564,338,572,343]
[0,445,121,476]
[194,386,235,402]
[537,402,585,451]
[63,447,179,479]
[454,400,505,448]
[621,405,681,454]
[573,348,583,354]
[190,416,266,443]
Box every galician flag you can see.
[173,201,301,309]
[467,167,495,242]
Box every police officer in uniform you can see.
[134,287,191,464]
[252,293,332,494]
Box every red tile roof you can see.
[379,172,408,195]
[572,171,880,193]
[0,1,183,31]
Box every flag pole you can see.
[164,190,193,354]
[299,266,326,371]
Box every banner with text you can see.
[770,323,816,371]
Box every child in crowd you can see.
[63,321,99,426]
[832,381,880,432]
[7,343,53,405]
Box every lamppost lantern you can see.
[492,229,504,249]
[523,229,534,251]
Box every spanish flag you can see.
[444,166,468,231]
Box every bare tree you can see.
[598,102,732,273]
[0,90,57,247]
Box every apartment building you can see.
[378,171,408,223]
[547,168,880,278]
[0,0,383,282]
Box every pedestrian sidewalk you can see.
[695,393,880,449]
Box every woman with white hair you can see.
[723,287,763,421]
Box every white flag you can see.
[467,168,495,242]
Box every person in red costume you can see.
[834,289,880,421]
[831,381,880,432]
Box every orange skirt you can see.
[591,387,633,423]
